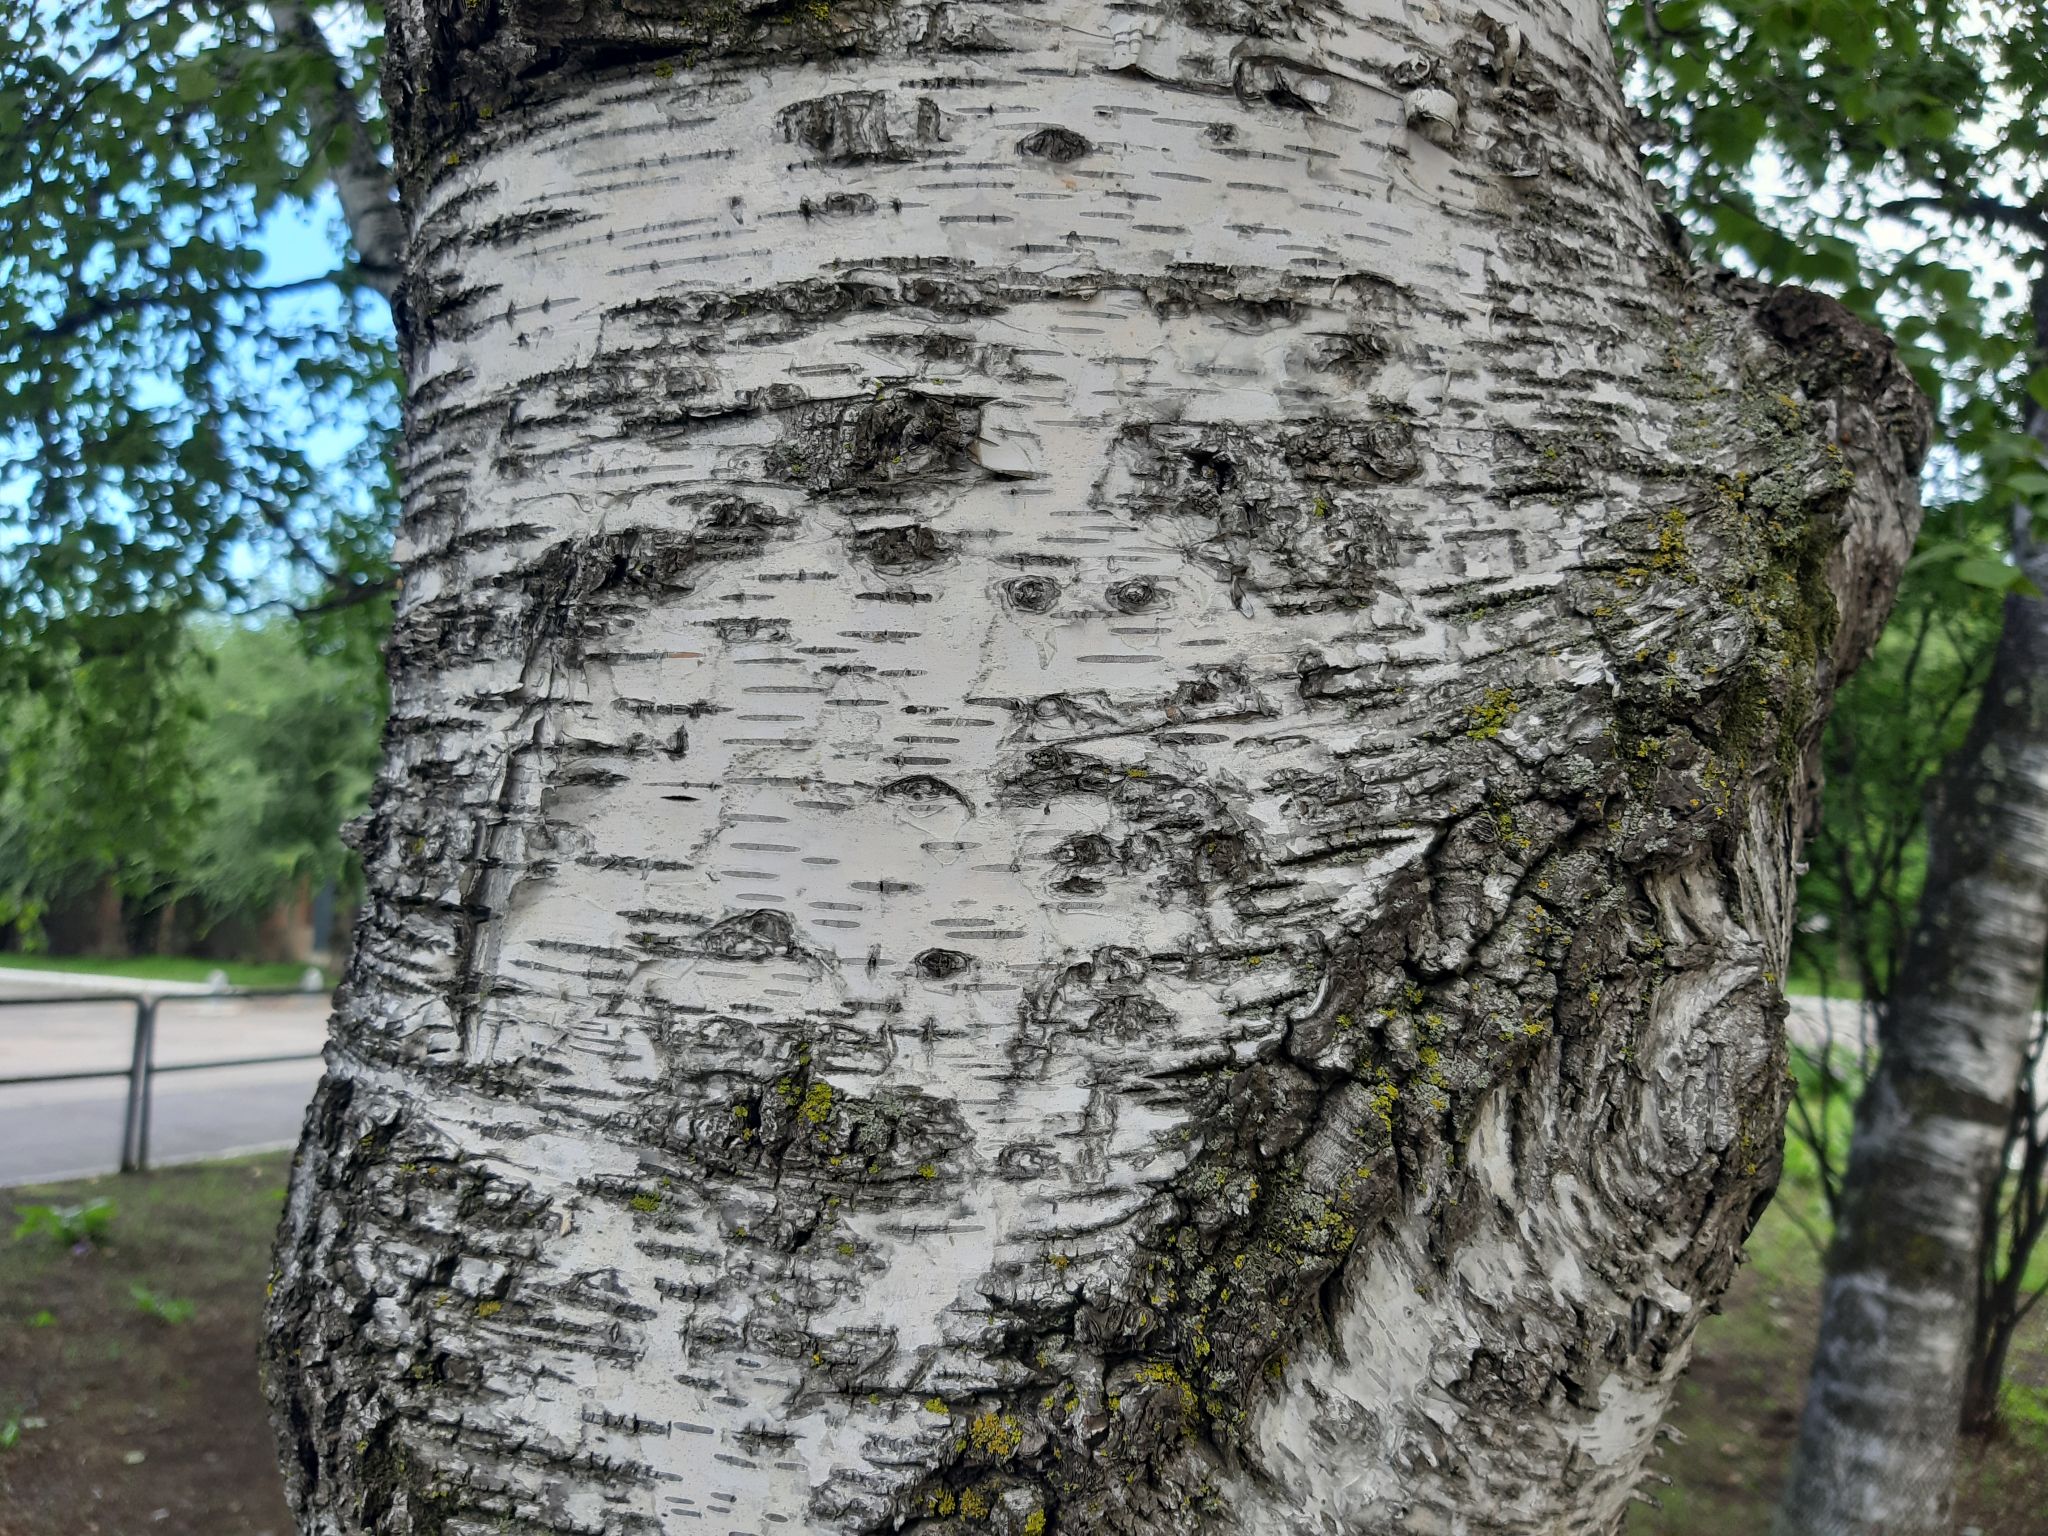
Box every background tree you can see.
[0,0,402,952]
[0,613,385,953]
[179,616,385,934]
[1614,0,2048,1526]
[0,614,206,950]
[260,2,1927,1531]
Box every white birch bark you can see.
[265,4,1928,1533]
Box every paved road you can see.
[0,976,329,1187]
[1785,994,1875,1055]
[0,978,2005,1188]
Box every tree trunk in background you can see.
[1961,1013,2047,1435]
[87,877,126,959]
[268,0,404,296]
[152,895,180,956]
[1777,281,2048,1536]
[265,3,1926,1532]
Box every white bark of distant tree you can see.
[1777,281,2048,1536]
[265,3,1928,1532]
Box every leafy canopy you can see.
[0,1,398,948]
[1617,0,2048,586]
[0,0,399,654]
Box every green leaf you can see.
[1953,556,2021,591]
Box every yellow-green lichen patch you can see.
[1649,507,1694,577]
[1466,687,1520,740]
[1131,1361,1198,1425]
[800,1081,834,1126]
[968,1412,1022,1458]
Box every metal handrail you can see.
[0,1065,145,1087]
[0,986,327,1172]
[149,1051,324,1074]
[0,992,149,1007]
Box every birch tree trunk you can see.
[1775,282,2048,1536]
[264,4,1928,1532]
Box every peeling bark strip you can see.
[269,4,1927,1534]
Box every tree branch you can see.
[294,575,397,617]
[1875,192,2048,244]
[245,573,397,619]
[267,1,403,298]
[28,271,365,349]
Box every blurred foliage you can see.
[1797,571,2004,1004]
[179,614,383,922]
[127,1282,195,1325]
[0,614,385,949]
[0,0,399,637]
[11,1199,115,1250]
[0,0,398,952]
[0,614,207,941]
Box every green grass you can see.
[0,953,328,990]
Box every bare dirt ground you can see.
[0,1155,294,1536]
[3,1152,2043,1536]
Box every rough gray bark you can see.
[264,3,1927,1532]
[1776,279,2048,1536]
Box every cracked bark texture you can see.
[265,3,1928,1533]
[1775,283,2048,1536]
